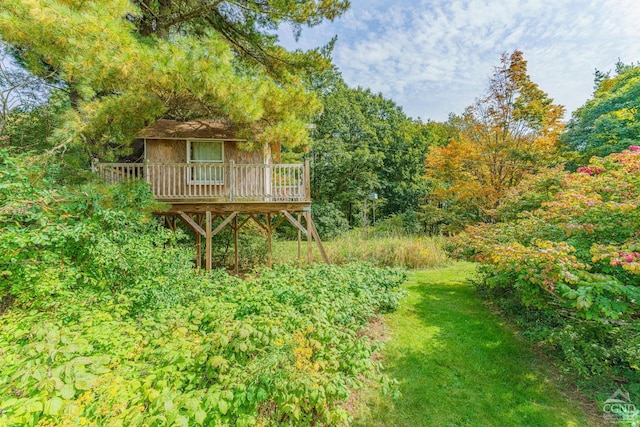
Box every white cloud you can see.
[280,0,640,121]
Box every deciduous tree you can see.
[424,50,565,232]
[308,71,438,225]
[562,61,640,167]
[309,76,383,224]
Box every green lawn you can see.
[355,262,602,427]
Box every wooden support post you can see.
[212,212,238,236]
[196,214,203,270]
[234,215,239,275]
[205,211,212,272]
[177,211,205,236]
[143,159,149,183]
[238,216,251,229]
[304,159,311,202]
[304,210,312,264]
[297,213,302,266]
[196,232,202,270]
[229,160,235,202]
[281,210,307,236]
[266,213,273,268]
[271,215,287,231]
[248,214,268,232]
[308,215,329,264]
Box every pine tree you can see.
[0,0,349,157]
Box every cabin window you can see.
[187,140,224,184]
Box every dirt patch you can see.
[357,315,388,342]
[0,294,15,317]
[343,316,393,420]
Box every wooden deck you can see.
[93,160,327,272]
[93,160,310,203]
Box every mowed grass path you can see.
[356,262,601,427]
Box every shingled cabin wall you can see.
[141,120,268,200]
[145,139,263,164]
[144,139,265,199]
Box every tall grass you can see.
[273,229,450,269]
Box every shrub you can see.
[311,201,350,239]
[0,264,406,426]
[374,211,422,236]
[0,150,193,312]
[459,146,640,382]
[0,150,407,426]
[464,147,640,320]
[207,223,268,270]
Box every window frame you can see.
[186,140,225,184]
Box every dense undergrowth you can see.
[454,146,640,411]
[0,151,406,426]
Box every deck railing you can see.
[93,161,309,202]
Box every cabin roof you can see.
[138,119,244,140]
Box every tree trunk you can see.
[136,0,154,36]
[156,0,172,39]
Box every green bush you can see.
[0,150,196,313]
[208,224,268,270]
[0,264,406,426]
[0,150,406,426]
[457,146,640,385]
[311,201,349,239]
[373,210,421,236]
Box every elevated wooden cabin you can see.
[95,120,306,203]
[94,120,326,272]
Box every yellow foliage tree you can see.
[425,51,565,231]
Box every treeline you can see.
[302,70,455,234]
[2,33,638,246]
[305,53,640,239]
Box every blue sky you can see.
[278,0,640,122]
